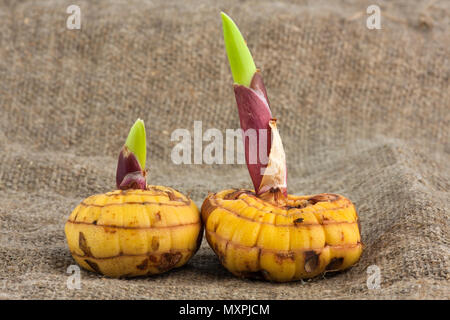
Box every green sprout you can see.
[221,12,257,87]
[125,118,146,169]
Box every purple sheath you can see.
[233,72,273,194]
[116,146,146,190]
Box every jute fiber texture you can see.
[0,0,448,299]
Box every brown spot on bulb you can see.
[274,252,295,264]
[304,250,319,273]
[78,232,92,257]
[84,259,101,273]
[326,257,344,271]
[201,197,218,219]
[136,258,149,270]
[157,252,182,271]
[309,194,339,204]
[151,237,160,251]
[103,227,116,234]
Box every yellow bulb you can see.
[65,186,202,278]
[201,190,362,282]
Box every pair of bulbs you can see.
[64,13,362,282]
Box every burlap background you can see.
[0,0,448,299]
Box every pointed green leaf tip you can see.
[125,119,146,169]
[221,12,257,87]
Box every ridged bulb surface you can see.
[201,190,362,282]
[65,186,202,277]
